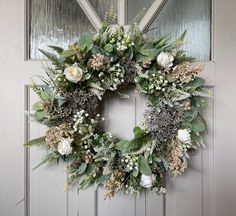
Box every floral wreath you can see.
[26,23,210,199]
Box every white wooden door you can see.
[1,0,236,216]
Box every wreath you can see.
[26,23,210,199]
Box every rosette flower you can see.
[64,66,83,83]
[157,52,174,69]
[57,138,73,155]
[177,129,191,144]
[140,174,156,188]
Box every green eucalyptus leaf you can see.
[192,119,207,134]
[92,45,107,55]
[139,156,152,176]
[77,163,87,175]
[187,77,205,93]
[139,48,158,60]
[115,140,129,151]
[196,98,208,109]
[78,34,93,50]
[132,168,139,177]
[34,111,45,121]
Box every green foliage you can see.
[125,129,151,153]
[48,45,64,54]
[77,163,87,175]
[33,150,60,170]
[34,111,45,121]
[133,126,143,137]
[27,23,209,198]
[32,102,43,111]
[24,136,46,147]
[78,34,93,50]
[191,118,207,135]
[186,77,205,93]
[61,50,74,58]
[115,140,129,151]
[139,156,152,176]
[39,49,62,68]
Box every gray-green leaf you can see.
[139,156,152,176]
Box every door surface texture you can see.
[0,0,236,216]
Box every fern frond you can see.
[33,150,60,170]
[25,136,46,147]
[89,88,104,100]
[192,91,211,98]
[172,89,191,101]
[39,49,61,68]
[48,45,64,55]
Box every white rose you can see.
[177,129,191,144]
[140,174,156,188]
[64,66,83,83]
[57,138,73,156]
[157,52,174,69]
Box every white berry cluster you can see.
[122,155,139,172]
[73,110,104,136]
[107,63,125,90]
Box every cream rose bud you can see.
[177,129,191,144]
[157,52,174,69]
[64,66,83,83]
[57,138,73,156]
[140,174,156,188]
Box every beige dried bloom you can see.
[166,140,188,177]
[143,59,152,68]
[183,101,191,111]
[104,170,125,199]
[84,155,92,164]
[45,123,72,148]
[172,62,204,83]
[88,54,109,71]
